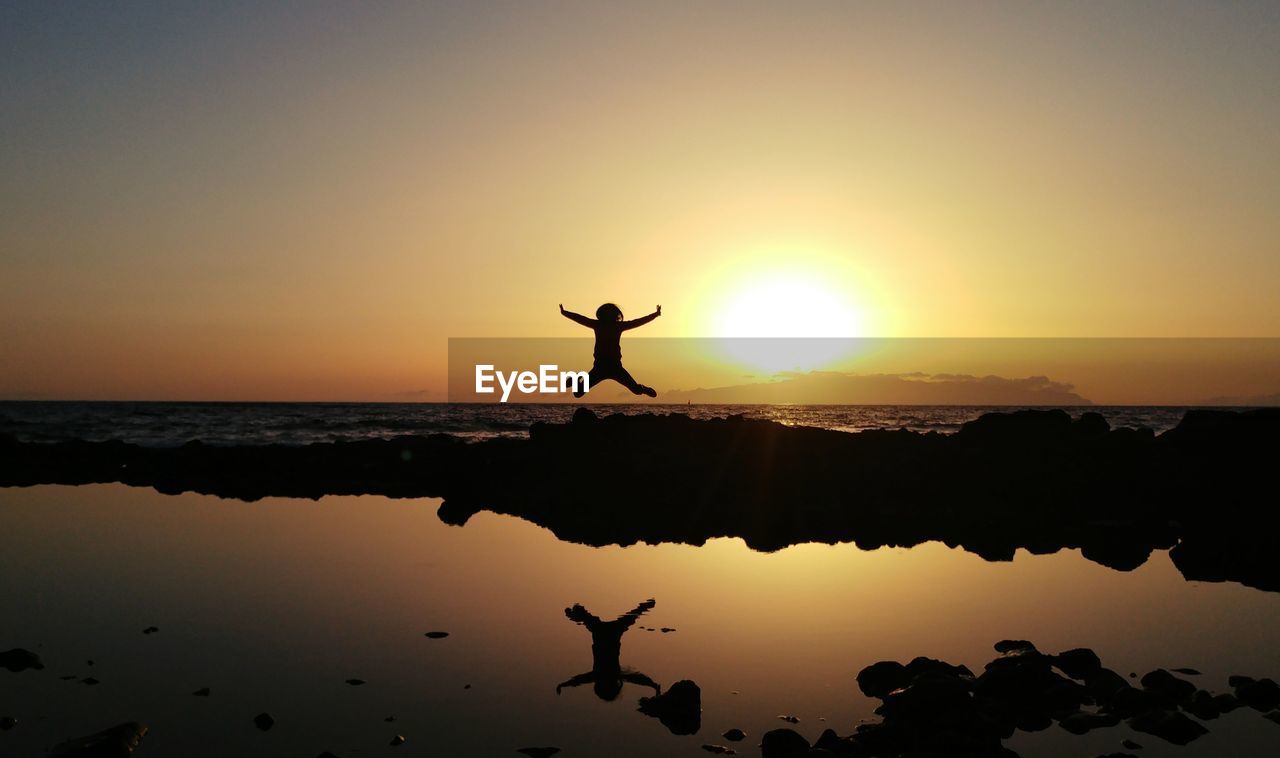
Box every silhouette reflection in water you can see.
[556,598,660,701]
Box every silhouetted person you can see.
[559,303,661,397]
[556,598,659,701]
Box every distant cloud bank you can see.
[663,372,1092,406]
[1196,392,1280,406]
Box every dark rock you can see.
[1084,668,1131,703]
[1265,711,1280,725]
[0,648,44,672]
[760,728,809,758]
[978,646,1087,718]
[1127,709,1208,745]
[1054,648,1102,680]
[1170,667,1201,675]
[857,660,907,698]
[878,671,974,722]
[1073,412,1110,437]
[81,677,100,686]
[424,631,449,639]
[1212,692,1240,712]
[1121,739,1142,749]
[385,715,396,722]
[700,746,735,755]
[1229,676,1280,711]
[913,656,975,680]
[1185,689,1221,720]
[516,750,560,758]
[48,722,147,758]
[778,715,799,723]
[253,712,274,731]
[1106,686,1157,718]
[1139,669,1195,705]
[638,679,701,735]
[722,728,746,741]
[389,734,405,746]
[345,678,366,686]
[192,687,210,697]
[0,716,15,730]
[994,640,1037,654]
[811,729,845,752]
[957,409,1073,447]
[141,627,158,635]
[1058,710,1121,734]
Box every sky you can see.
[2,1,1279,401]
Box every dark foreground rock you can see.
[3,409,1278,589]
[638,679,701,735]
[803,640,1280,757]
[1229,675,1280,710]
[48,722,147,758]
[0,648,44,672]
[760,728,809,758]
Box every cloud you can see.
[389,389,435,399]
[663,371,1091,405]
[1196,391,1280,406]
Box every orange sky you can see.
[2,2,1278,400]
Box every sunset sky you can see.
[3,1,1279,400]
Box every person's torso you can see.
[590,626,625,673]
[592,324,623,362]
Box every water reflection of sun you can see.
[710,271,865,374]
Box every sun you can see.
[716,275,861,338]
[711,271,865,374]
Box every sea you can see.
[0,401,1234,447]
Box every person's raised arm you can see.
[565,604,603,628]
[560,304,596,328]
[621,305,661,331]
[620,598,655,623]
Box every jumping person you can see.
[555,599,660,701]
[559,303,660,397]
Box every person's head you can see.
[594,676,624,701]
[596,303,623,322]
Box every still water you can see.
[2,484,1278,756]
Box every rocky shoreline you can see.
[9,637,1278,757]
[2,408,1278,590]
[758,639,1280,757]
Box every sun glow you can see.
[712,271,865,374]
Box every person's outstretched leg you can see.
[614,366,657,398]
[573,366,607,399]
